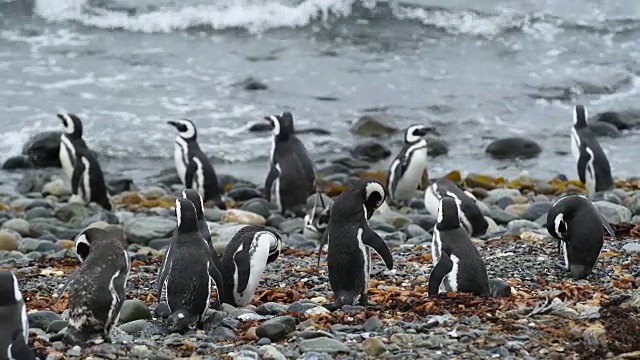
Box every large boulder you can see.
[350,140,391,162]
[595,109,640,130]
[485,137,542,160]
[351,115,399,137]
[22,131,62,168]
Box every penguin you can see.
[264,112,316,216]
[219,225,283,307]
[424,177,488,237]
[0,270,36,360]
[61,228,130,345]
[157,197,225,332]
[387,124,433,205]
[58,113,88,180]
[546,194,616,280]
[324,179,394,308]
[303,192,333,241]
[168,119,225,209]
[181,188,222,270]
[57,113,112,210]
[429,196,490,296]
[570,105,614,195]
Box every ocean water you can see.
[0,0,639,192]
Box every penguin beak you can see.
[263,116,275,127]
[167,121,178,128]
[56,114,66,125]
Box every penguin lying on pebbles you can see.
[157,197,225,332]
[219,225,283,307]
[429,196,490,296]
[59,228,130,345]
[387,124,432,206]
[322,179,394,308]
[0,270,36,360]
[303,192,333,241]
[546,194,615,280]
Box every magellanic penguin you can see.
[429,196,490,296]
[168,119,226,209]
[60,228,130,345]
[0,270,36,360]
[570,105,614,195]
[182,188,222,270]
[303,192,333,241]
[219,225,282,307]
[546,194,616,280]
[424,178,488,237]
[324,179,394,308]
[57,113,112,211]
[157,197,225,332]
[387,124,433,205]
[264,112,316,217]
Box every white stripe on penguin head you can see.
[437,198,444,224]
[553,213,565,239]
[74,233,91,262]
[177,119,196,139]
[269,115,281,136]
[365,181,386,208]
[62,113,75,134]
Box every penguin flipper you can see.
[70,155,86,196]
[54,270,79,304]
[599,214,616,239]
[233,250,251,294]
[105,264,128,333]
[11,330,36,360]
[264,164,279,201]
[576,150,589,184]
[207,261,226,308]
[185,159,197,190]
[157,253,172,303]
[428,253,454,296]
[361,227,394,270]
[316,227,329,268]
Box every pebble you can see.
[123,216,176,245]
[255,316,296,341]
[507,219,542,233]
[0,230,19,251]
[118,319,150,334]
[119,299,152,324]
[222,209,267,225]
[42,179,72,197]
[28,310,63,331]
[239,198,272,218]
[2,218,30,236]
[362,316,383,332]
[622,242,640,255]
[298,338,350,353]
[522,202,552,221]
[593,201,632,224]
[488,189,522,200]
[278,218,304,235]
[25,207,53,221]
[362,337,387,356]
[259,345,286,360]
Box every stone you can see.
[230,350,260,360]
[488,278,512,297]
[488,189,522,200]
[362,316,383,332]
[222,209,266,225]
[240,198,272,219]
[19,238,63,253]
[2,218,30,236]
[28,310,63,331]
[485,137,542,159]
[22,131,62,168]
[504,204,528,218]
[426,136,448,157]
[255,316,296,342]
[16,170,52,195]
[507,219,542,233]
[56,240,74,249]
[595,109,640,130]
[376,212,413,228]
[522,202,553,221]
[362,337,387,357]
[25,207,53,221]
[622,242,640,255]
[299,338,350,353]
[229,187,263,202]
[42,179,72,197]
[255,302,288,316]
[119,300,152,324]
[588,121,621,138]
[142,186,168,200]
[107,177,136,195]
[593,201,632,224]
[237,77,268,91]
[54,203,96,223]
[351,115,399,137]
[208,327,236,340]
[489,207,519,225]
[2,155,33,170]
[46,320,69,333]
[259,345,286,360]
[124,216,176,245]
[626,192,640,216]
[0,231,19,251]
[407,214,437,231]
[278,218,304,235]
[350,140,391,162]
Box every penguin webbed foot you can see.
[358,293,369,308]
[554,261,569,272]
[154,302,171,319]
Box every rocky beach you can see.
[1,133,639,359]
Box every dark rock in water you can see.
[28,310,62,331]
[249,122,273,132]
[485,137,542,160]
[228,186,263,202]
[426,136,448,157]
[240,198,272,219]
[217,173,247,193]
[255,316,296,342]
[2,155,33,170]
[16,170,52,195]
[351,115,399,137]
[236,77,268,91]
[316,164,350,177]
[108,178,136,195]
[488,278,512,298]
[350,141,391,162]
[22,131,62,168]
[153,167,181,187]
[522,202,552,221]
[588,121,621,138]
[296,128,332,136]
[595,109,640,130]
[332,157,370,170]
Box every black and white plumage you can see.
[157,197,225,332]
[264,112,316,216]
[168,119,225,209]
[303,192,333,241]
[424,178,488,237]
[429,196,490,296]
[323,179,394,308]
[546,194,615,280]
[219,225,282,307]
[387,125,432,205]
[0,270,36,360]
[57,113,112,211]
[570,105,614,195]
[60,228,130,345]
[182,189,222,271]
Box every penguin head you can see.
[265,230,283,263]
[175,197,199,233]
[0,270,22,307]
[546,195,590,240]
[74,227,114,262]
[264,112,295,140]
[182,189,205,221]
[362,179,386,218]
[168,119,197,140]
[404,124,435,143]
[573,105,588,128]
[436,196,461,231]
[57,113,83,138]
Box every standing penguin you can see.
[219,225,282,307]
[157,198,225,332]
[182,189,222,270]
[429,196,489,296]
[303,192,333,241]
[387,124,432,205]
[424,178,488,237]
[0,270,36,360]
[168,119,225,209]
[62,228,130,345]
[324,179,394,308]
[264,112,316,216]
[570,105,614,195]
[546,195,615,280]
[57,113,112,210]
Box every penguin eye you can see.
[559,220,566,234]
[76,242,90,262]
[177,124,188,132]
